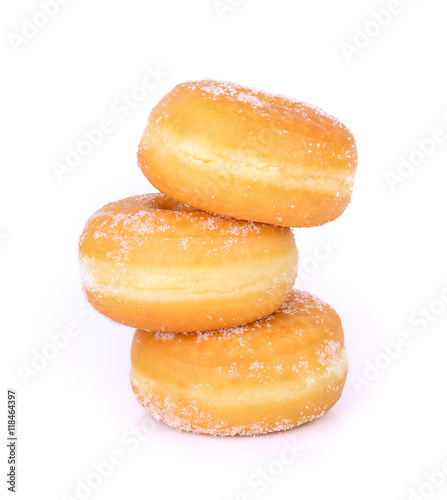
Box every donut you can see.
[78,193,298,333]
[130,290,348,436]
[137,79,358,228]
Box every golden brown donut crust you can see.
[130,290,348,436]
[78,194,298,332]
[138,79,358,227]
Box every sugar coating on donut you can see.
[79,193,289,272]
[130,374,338,437]
[130,290,348,436]
[79,193,298,332]
[168,79,357,172]
[130,350,348,436]
[137,79,358,228]
[187,79,347,128]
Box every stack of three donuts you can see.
[79,79,357,436]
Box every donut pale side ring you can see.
[78,194,298,332]
[130,290,348,436]
[137,79,358,228]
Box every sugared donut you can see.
[137,79,357,228]
[130,290,348,436]
[78,193,298,333]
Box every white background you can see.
[2,1,447,499]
